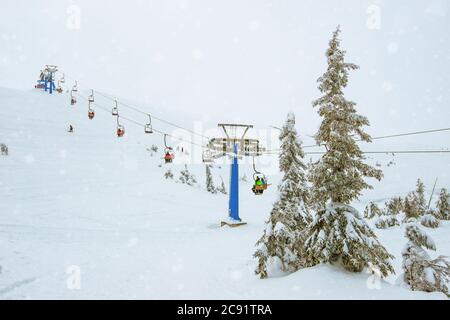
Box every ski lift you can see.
[60,73,65,84]
[88,89,95,103]
[72,81,78,93]
[88,109,95,120]
[251,157,269,195]
[56,74,65,93]
[163,134,174,163]
[70,90,77,105]
[116,117,125,137]
[112,99,119,116]
[144,114,153,134]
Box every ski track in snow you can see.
[0,87,449,299]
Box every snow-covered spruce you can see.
[404,179,427,221]
[178,165,197,186]
[205,164,216,194]
[306,27,393,276]
[217,177,227,195]
[436,188,450,220]
[402,222,450,295]
[364,202,384,219]
[255,113,311,279]
[385,197,404,216]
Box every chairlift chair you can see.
[70,91,77,105]
[117,125,125,137]
[112,99,119,116]
[252,157,269,195]
[163,134,174,163]
[115,115,125,137]
[144,114,153,134]
[164,148,174,163]
[88,89,95,103]
[252,173,268,195]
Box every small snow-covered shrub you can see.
[385,197,404,215]
[0,143,8,156]
[436,188,450,220]
[147,144,159,157]
[402,222,450,295]
[375,215,400,229]
[364,202,383,219]
[420,212,440,229]
[164,169,174,180]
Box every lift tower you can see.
[206,124,265,227]
[35,65,58,94]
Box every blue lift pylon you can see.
[228,143,240,222]
[206,123,265,228]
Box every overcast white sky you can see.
[1,0,449,141]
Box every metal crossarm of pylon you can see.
[207,138,265,158]
[206,123,265,227]
[36,65,58,94]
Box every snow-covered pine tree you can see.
[254,112,311,279]
[404,179,428,220]
[305,27,394,277]
[364,202,383,219]
[179,165,197,186]
[205,164,216,194]
[436,188,450,220]
[217,177,227,195]
[415,179,427,214]
[402,222,450,295]
[164,169,174,180]
[386,197,404,216]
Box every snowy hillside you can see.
[0,87,448,299]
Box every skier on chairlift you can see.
[164,151,173,163]
[252,177,263,194]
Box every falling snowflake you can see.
[387,42,399,54]
[382,81,393,93]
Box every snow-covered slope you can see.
[0,87,448,299]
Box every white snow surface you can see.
[0,87,449,299]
